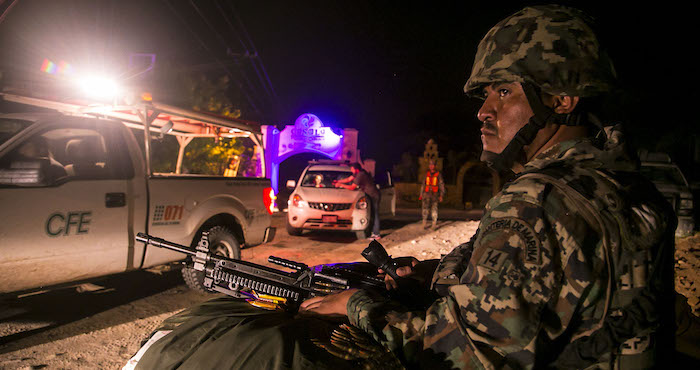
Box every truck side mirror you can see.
[286,179,296,189]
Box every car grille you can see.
[306,218,353,225]
[305,218,352,229]
[307,202,352,211]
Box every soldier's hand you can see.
[380,258,440,290]
[380,257,419,290]
[299,289,358,317]
[439,196,443,202]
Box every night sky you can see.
[0,1,696,176]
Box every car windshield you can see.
[0,118,33,147]
[640,165,688,187]
[301,170,351,188]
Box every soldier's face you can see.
[477,82,534,154]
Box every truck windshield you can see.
[301,170,352,188]
[0,118,33,147]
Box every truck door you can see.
[0,117,136,293]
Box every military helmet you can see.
[464,5,616,98]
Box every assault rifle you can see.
[135,232,389,311]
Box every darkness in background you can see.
[0,1,695,180]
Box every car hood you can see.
[294,186,363,203]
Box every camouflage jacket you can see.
[347,126,674,369]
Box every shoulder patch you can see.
[477,247,508,272]
[483,217,542,265]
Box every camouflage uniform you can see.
[419,170,445,228]
[130,6,675,369]
[347,5,676,369]
[347,128,675,369]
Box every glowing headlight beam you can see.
[76,75,122,100]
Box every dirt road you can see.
[1,209,698,368]
[0,209,480,369]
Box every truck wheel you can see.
[286,218,303,236]
[182,226,240,293]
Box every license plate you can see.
[322,215,338,223]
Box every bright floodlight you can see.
[77,75,121,100]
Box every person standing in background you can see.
[419,159,445,229]
[334,163,381,239]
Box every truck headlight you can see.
[356,196,368,210]
[291,194,305,208]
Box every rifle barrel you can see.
[136,232,195,256]
[268,256,308,271]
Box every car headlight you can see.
[291,194,305,208]
[680,198,693,210]
[356,196,368,210]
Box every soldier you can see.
[132,5,676,369]
[301,5,676,368]
[419,159,445,229]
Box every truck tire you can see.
[286,217,303,236]
[182,226,241,292]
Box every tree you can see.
[145,62,256,176]
[153,62,242,119]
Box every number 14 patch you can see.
[477,247,509,272]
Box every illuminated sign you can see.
[262,113,358,195]
[278,114,342,159]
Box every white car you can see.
[285,161,395,239]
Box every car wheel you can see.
[182,225,240,293]
[286,217,303,236]
[355,221,371,240]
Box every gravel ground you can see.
[1,214,698,369]
[676,233,700,316]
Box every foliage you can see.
[181,137,255,176]
[153,62,242,119]
[183,74,242,119]
[445,149,471,184]
[392,152,417,182]
[150,134,178,173]
[144,62,259,176]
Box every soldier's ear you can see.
[551,96,579,114]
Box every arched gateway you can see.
[262,113,358,194]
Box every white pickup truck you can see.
[0,112,274,294]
